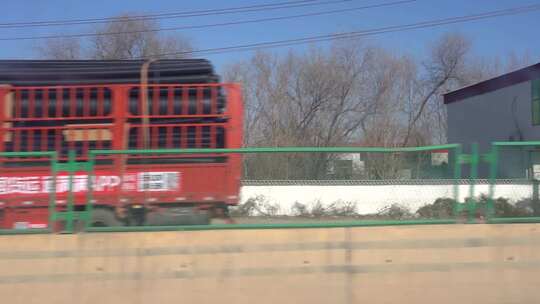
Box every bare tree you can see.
[402,32,471,146]
[409,34,535,145]
[226,39,411,178]
[227,40,404,147]
[35,37,82,60]
[225,32,537,179]
[35,14,193,60]
[90,14,192,59]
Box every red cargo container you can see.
[0,82,243,229]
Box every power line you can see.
[136,3,540,59]
[0,0,315,27]
[0,0,416,41]
[0,0,353,29]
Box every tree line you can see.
[36,14,533,179]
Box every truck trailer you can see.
[0,59,243,229]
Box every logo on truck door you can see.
[137,172,179,192]
[0,171,180,195]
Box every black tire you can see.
[145,208,211,226]
[91,208,122,227]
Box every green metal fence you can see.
[486,141,540,224]
[0,151,57,235]
[3,142,540,235]
[74,145,465,233]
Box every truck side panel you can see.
[0,83,243,229]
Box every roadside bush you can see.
[326,200,357,217]
[291,200,358,217]
[376,204,412,220]
[229,195,281,217]
[416,198,455,219]
[229,199,257,217]
[515,198,533,213]
[416,195,533,219]
[477,195,531,217]
[310,200,327,217]
[291,201,309,216]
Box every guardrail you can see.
[485,141,540,224]
[0,151,57,234]
[79,145,464,232]
[1,142,539,234]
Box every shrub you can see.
[229,199,257,217]
[478,195,532,218]
[376,204,412,220]
[326,200,357,216]
[230,195,281,217]
[416,198,456,219]
[291,201,309,216]
[310,200,327,218]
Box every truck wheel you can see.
[91,209,122,227]
[145,208,211,226]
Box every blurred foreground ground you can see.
[2,223,540,304]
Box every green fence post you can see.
[64,150,76,234]
[486,144,499,219]
[452,145,463,218]
[48,153,58,231]
[533,179,540,216]
[468,143,479,223]
[85,152,96,231]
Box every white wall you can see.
[240,183,535,215]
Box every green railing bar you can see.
[89,144,461,156]
[0,151,56,157]
[85,219,457,233]
[0,228,52,235]
[6,143,540,234]
[487,217,540,224]
[492,141,540,147]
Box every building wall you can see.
[447,80,540,178]
[447,80,539,150]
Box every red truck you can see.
[0,60,243,229]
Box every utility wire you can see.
[0,0,353,29]
[0,0,315,27]
[0,0,415,41]
[10,3,537,65]
[134,3,540,59]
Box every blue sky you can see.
[1,0,539,72]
